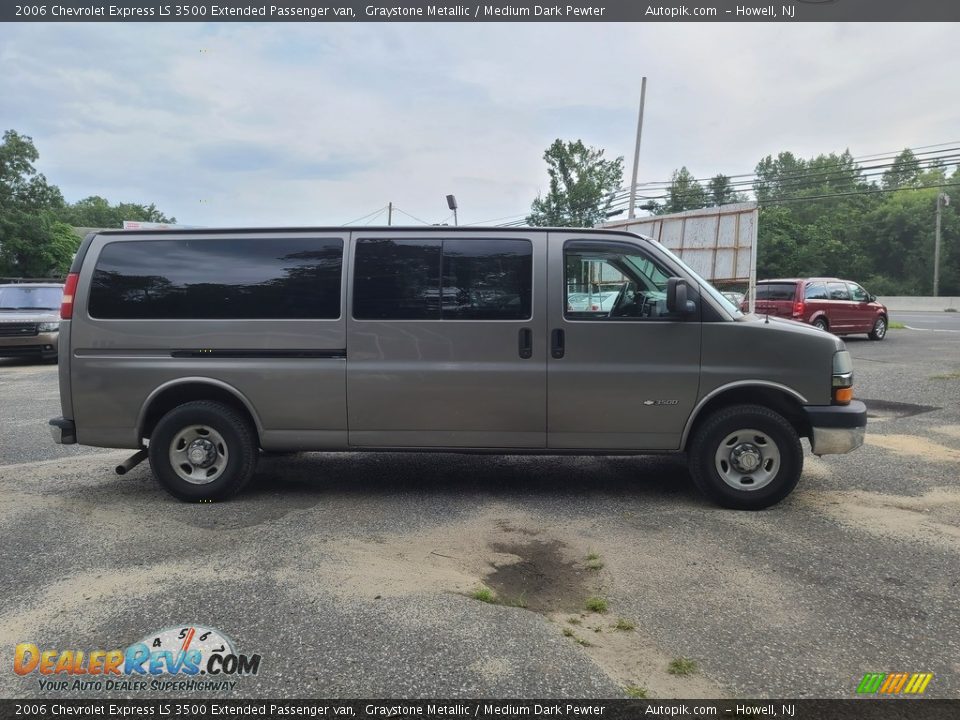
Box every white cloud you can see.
[0,22,956,226]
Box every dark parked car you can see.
[0,283,64,361]
[742,278,888,340]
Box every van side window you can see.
[827,282,850,301]
[847,283,868,302]
[89,238,343,320]
[353,239,442,320]
[804,282,828,300]
[441,239,532,320]
[564,245,672,320]
[353,238,532,321]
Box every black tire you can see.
[148,400,257,502]
[812,317,829,332]
[688,404,803,510]
[868,315,887,341]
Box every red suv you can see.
[742,278,889,340]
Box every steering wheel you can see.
[609,282,636,317]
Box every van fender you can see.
[680,380,809,449]
[136,376,265,439]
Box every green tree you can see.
[527,139,624,227]
[655,167,708,214]
[0,130,74,276]
[707,174,746,206]
[881,149,921,190]
[58,195,175,228]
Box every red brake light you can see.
[792,301,805,318]
[60,272,79,320]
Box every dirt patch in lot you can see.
[550,611,723,699]
[864,434,960,464]
[275,507,725,698]
[484,540,590,613]
[802,487,960,552]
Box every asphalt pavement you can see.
[0,323,958,700]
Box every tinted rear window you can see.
[353,238,532,321]
[89,238,343,320]
[754,283,798,301]
[804,282,828,300]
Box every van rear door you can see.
[753,282,798,318]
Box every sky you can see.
[1,22,957,227]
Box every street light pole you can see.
[934,192,950,297]
[446,195,458,226]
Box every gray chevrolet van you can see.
[50,227,866,509]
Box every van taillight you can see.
[60,272,79,320]
[792,301,805,318]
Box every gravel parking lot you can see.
[1,315,958,700]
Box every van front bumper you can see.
[804,401,867,455]
[49,417,77,445]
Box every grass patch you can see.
[562,627,575,637]
[471,586,496,604]
[614,618,635,631]
[508,593,528,609]
[567,617,582,626]
[888,320,906,329]
[624,685,648,699]
[585,596,609,614]
[668,658,698,676]
[575,637,593,647]
[585,552,604,571]
[931,372,960,380]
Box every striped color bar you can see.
[857,672,933,695]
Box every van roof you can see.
[92,226,644,236]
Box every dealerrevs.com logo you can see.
[14,625,261,693]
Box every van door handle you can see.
[551,328,565,359]
[518,328,532,359]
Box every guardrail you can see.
[878,296,959,312]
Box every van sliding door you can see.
[346,231,547,448]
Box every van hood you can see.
[0,309,60,323]
[738,312,846,350]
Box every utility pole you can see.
[627,76,647,221]
[934,192,950,296]
[387,201,393,226]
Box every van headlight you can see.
[38,322,60,332]
[832,350,853,405]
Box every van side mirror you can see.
[667,278,697,315]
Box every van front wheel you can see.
[148,401,257,502]
[688,404,802,510]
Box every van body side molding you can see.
[170,349,347,359]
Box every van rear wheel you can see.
[688,404,803,510]
[148,401,257,502]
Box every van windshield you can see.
[654,244,743,317]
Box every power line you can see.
[362,207,388,225]
[391,207,434,225]
[614,142,960,192]
[605,154,960,209]
[606,148,960,203]
[343,206,388,225]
